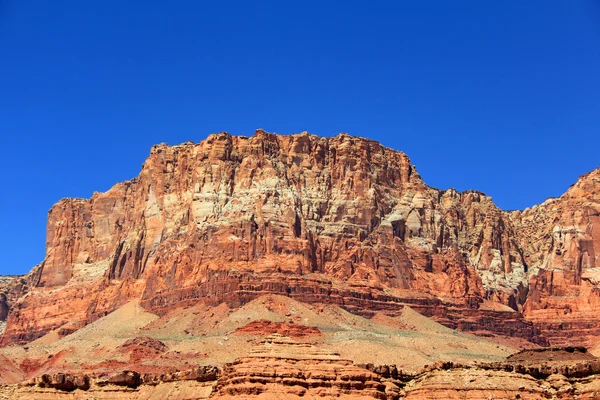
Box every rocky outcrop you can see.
[3,341,599,400]
[233,320,322,338]
[34,373,90,391]
[141,366,219,385]
[506,346,595,363]
[402,356,600,400]
[0,130,598,349]
[511,169,600,346]
[212,334,388,399]
[96,371,142,388]
[118,337,168,363]
[0,273,36,324]
[402,367,550,400]
[0,277,16,322]
[0,367,219,399]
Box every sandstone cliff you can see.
[510,169,600,346]
[0,130,598,347]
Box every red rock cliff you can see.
[2,131,597,346]
[510,169,600,346]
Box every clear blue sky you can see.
[0,1,599,275]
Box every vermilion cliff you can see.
[1,130,599,347]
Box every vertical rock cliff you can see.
[510,169,600,346]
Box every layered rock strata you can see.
[212,334,387,398]
[2,342,599,399]
[511,169,600,346]
[0,131,598,347]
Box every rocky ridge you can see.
[1,338,599,399]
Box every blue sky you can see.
[0,1,599,275]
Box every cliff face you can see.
[1,130,598,346]
[510,169,600,346]
[0,273,36,331]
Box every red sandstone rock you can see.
[118,336,168,362]
[233,320,322,338]
[2,340,600,399]
[212,334,387,399]
[0,131,598,350]
[510,169,600,346]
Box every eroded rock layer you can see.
[0,131,599,348]
[2,340,599,399]
[212,334,387,399]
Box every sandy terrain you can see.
[0,294,515,383]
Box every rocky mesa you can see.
[1,130,599,349]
